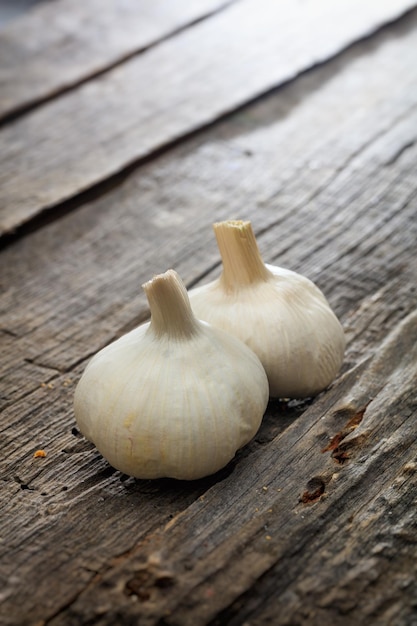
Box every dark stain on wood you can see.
[300,476,326,504]
[321,403,370,465]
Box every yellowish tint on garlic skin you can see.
[74,270,269,481]
[188,221,346,399]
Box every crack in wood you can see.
[263,104,417,250]
[0,327,19,338]
[383,138,417,166]
[322,403,370,455]
[13,474,36,491]
[23,357,61,374]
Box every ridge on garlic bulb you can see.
[74,269,269,480]
[188,220,346,399]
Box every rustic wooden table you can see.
[1,1,417,624]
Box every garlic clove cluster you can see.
[188,220,345,399]
[74,270,269,480]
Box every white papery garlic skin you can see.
[189,221,346,399]
[74,270,269,480]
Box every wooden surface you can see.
[1,0,416,236]
[1,1,417,625]
[0,0,232,121]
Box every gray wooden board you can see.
[0,0,416,236]
[1,14,417,402]
[0,0,233,121]
[1,11,417,626]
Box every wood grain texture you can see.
[1,10,417,625]
[48,312,417,626]
[1,0,416,236]
[0,0,233,121]
[1,13,416,388]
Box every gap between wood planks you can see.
[1,0,416,239]
[1,5,416,251]
[0,0,238,126]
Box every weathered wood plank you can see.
[47,311,417,626]
[1,291,415,625]
[1,14,416,395]
[1,275,416,626]
[1,16,417,626]
[0,329,59,409]
[0,286,417,624]
[0,0,232,122]
[0,0,416,236]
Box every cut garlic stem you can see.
[189,221,346,399]
[143,269,198,339]
[215,220,271,290]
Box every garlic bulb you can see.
[74,270,268,480]
[188,221,345,399]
